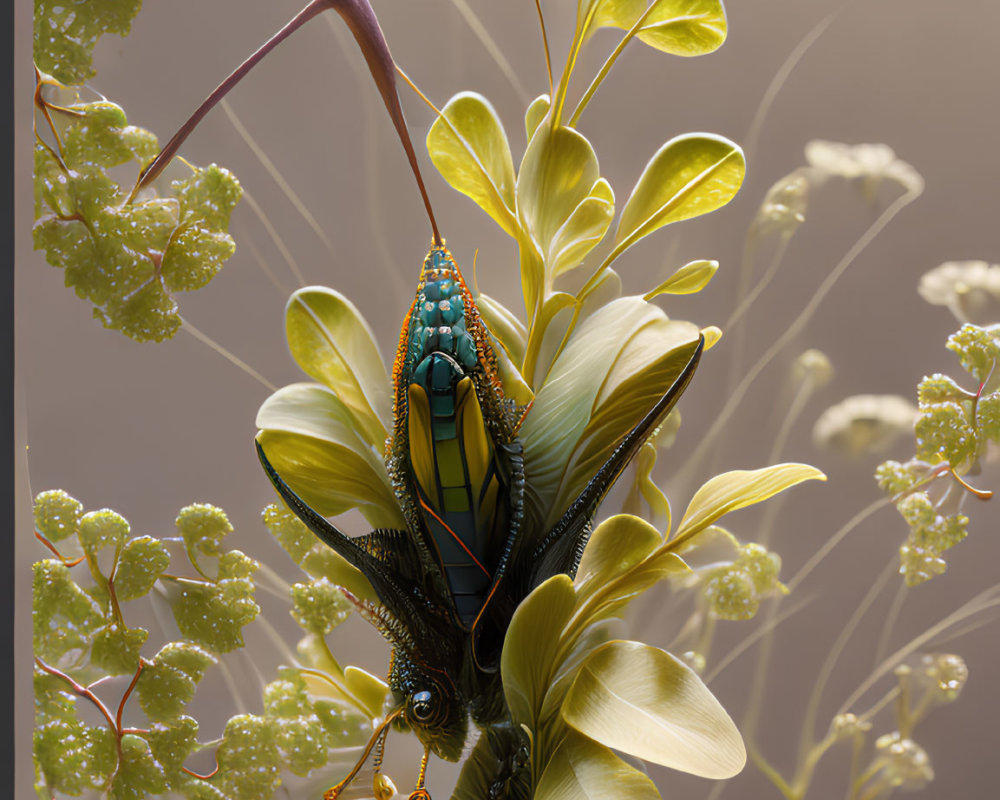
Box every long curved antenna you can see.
[131,0,441,245]
[324,707,403,799]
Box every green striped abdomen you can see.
[404,249,503,626]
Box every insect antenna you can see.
[128,0,442,245]
[323,706,403,800]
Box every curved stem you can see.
[795,558,896,781]
[219,98,339,265]
[535,0,553,98]
[788,497,889,593]
[682,184,922,484]
[837,585,1000,716]
[568,0,666,127]
[179,317,278,392]
[872,581,907,669]
[744,11,839,162]
[446,0,530,102]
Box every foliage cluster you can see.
[28,2,997,800]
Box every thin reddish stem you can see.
[116,660,145,732]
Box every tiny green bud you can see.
[34,490,83,542]
[875,461,918,495]
[681,651,706,675]
[899,542,947,586]
[946,324,1000,383]
[915,400,977,467]
[792,349,833,387]
[896,493,935,528]
[291,578,351,635]
[704,568,758,621]
[176,503,232,559]
[753,170,808,235]
[262,502,314,564]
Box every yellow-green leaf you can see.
[478,292,527,365]
[612,134,744,265]
[562,640,745,778]
[525,291,576,389]
[502,574,576,727]
[673,464,827,545]
[255,384,404,530]
[575,514,661,598]
[636,0,728,56]
[427,92,518,236]
[701,324,722,349]
[525,94,551,143]
[534,729,661,800]
[586,0,646,35]
[644,259,718,299]
[521,297,699,529]
[284,287,389,447]
[343,666,389,719]
[300,545,377,605]
[517,125,601,282]
[549,178,615,278]
[620,443,671,531]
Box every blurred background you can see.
[17,0,1000,797]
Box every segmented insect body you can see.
[389,245,521,630]
[141,1,704,795]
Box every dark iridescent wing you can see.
[256,440,455,645]
[528,334,704,581]
[469,335,704,670]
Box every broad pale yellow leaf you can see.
[673,464,826,544]
[525,94,551,143]
[256,384,404,530]
[612,134,744,265]
[588,0,646,34]
[522,298,699,529]
[285,287,389,447]
[520,297,662,526]
[575,514,661,596]
[644,259,718,299]
[525,291,576,389]
[562,640,746,778]
[517,125,601,282]
[554,323,701,527]
[477,292,528,365]
[637,0,728,56]
[534,729,661,800]
[502,574,576,727]
[549,178,615,278]
[343,666,388,719]
[427,92,518,236]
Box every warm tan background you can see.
[16,1,1000,797]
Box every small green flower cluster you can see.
[702,541,787,621]
[841,654,967,797]
[875,323,999,585]
[30,490,375,798]
[32,0,241,342]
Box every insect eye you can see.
[410,690,434,722]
